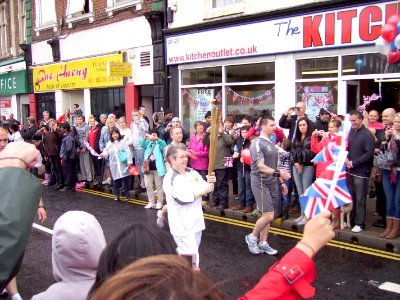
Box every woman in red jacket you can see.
[89,210,335,300]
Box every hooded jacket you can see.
[31,211,106,300]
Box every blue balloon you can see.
[390,40,398,51]
[397,20,400,34]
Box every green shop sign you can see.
[0,70,27,95]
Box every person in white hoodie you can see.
[31,211,106,300]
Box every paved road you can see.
[13,187,400,299]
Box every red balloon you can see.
[241,148,251,166]
[387,14,400,26]
[388,49,400,65]
[381,23,397,43]
[129,165,140,176]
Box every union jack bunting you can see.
[300,162,352,218]
[84,141,100,157]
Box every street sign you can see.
[107,62,132,77]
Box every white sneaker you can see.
[102,178,111,185]
[144,203,155,209]
[155,203,163,210]
[351,225,363,233]
[156,210,165,227]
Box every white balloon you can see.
[394,35,400,50]
[375,36,390,55]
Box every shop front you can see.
[32,53,132,121]
[165,0,400,135]
[0,60,29,125]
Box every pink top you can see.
[188,132,209,171]
[368,121,384,130]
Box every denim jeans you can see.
[113,175,130,198]
[347,174,368,228]
[382,169,400,219]
[237,169,255,207]
[278,177,292,215]
[292,166,315,215]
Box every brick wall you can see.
[31,0,159,44]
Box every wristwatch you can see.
[273,169,281,177]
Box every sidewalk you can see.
[132,182,400,252]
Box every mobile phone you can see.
[180,253,196,269]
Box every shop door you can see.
[346,81,360,112]
[36,93,55,119]
[21,104,30,127]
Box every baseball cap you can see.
[319,108,330,115]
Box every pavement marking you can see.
[78,189,400,261]
[32,223,53,235]
[379,282,400,294]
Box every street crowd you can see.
[0,100,399,299]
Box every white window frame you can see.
[17,0,25,45]
[34,0,58,35]
[204,0,244,20]
[212,0,243,9]
[65,0,94,29]
[105,0,143,18]
[0,2,8,57]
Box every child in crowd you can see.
[231,125,255,213]
[277,139,292,220]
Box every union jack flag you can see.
[301,120,352,219]
[84,141,100,157]
[315,95,328,109]
[300,162,352,218]
[363,93,380,105]
[312,134,341,163]
[224,156,233,167]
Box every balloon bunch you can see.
[377,15,400,65]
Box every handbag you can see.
[374,141,398,169]
[143,143,157,174]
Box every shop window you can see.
[34,0,57,34]
[342,53,400,75]
[66,0,94,28]
[296,81,338,121]
[17,0,25,45]
[296,57,338,79]
[212,0,243,8]
[106,0,143,17]
[0,3,7,57]
[36,93,55,120]
[226,84,275,122]
[90,87,125,119]
[226,62,274,82]
[181,67,222,85]
[181,87,222,136]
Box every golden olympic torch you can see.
[207,97,221,176]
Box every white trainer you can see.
[351,225,363,233]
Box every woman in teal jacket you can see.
[139,133,167,210]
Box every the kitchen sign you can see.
[165,1,399,64]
